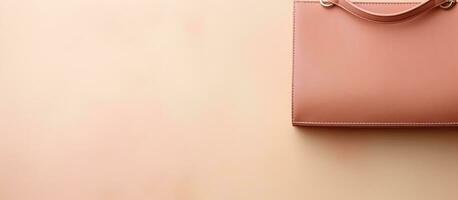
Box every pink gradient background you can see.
[0,0,458,199]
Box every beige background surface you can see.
[1,0,458,199]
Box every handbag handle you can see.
[321,0,455,23]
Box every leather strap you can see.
[327,0,450,23]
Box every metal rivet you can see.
[440,0,456,9]
[320,0,335,8]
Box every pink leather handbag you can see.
[292,0,457,127]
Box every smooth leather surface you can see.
[292,1,458,126]
[327,0,449,23]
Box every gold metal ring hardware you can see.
[320,0,335,7]
[440,0,456,9]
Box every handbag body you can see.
[292,0,458,127]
